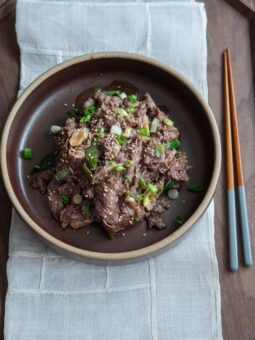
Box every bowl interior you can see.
[5,55,217,254]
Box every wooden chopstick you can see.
[224,48,253,269]
[223,50,238,271]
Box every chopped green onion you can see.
[150,117,159,133]
[155,144,164,158]
[50,125,62,134]
[83,202,91,216]
[59,195,69,205]
[85,143,99,170]
[80,114,91,123]
[163,117,174,126]
[81,163,92,178]
[98,127,104,135]
[105,90,119,96]
[126,106,136,113]
[143,195,151,209]
[55,167,73,181]
[168,188,179,200]
[138,175,147,190]
[107,230,115,239]
[138,128,150,137]
[123,174,132,183]
[175,215,184,225]
[176,151,184,156]
[125,194,135,203]
[80,105,95,123]
[128,94,138,103]
[84,104,95,115]
[23,147,33,159]
[114,108,128,117]
[147,137,152,141]
[166,139,181,149]
[93,86,100,93]
[187,184,204,192]
[163,180,174,192]
[137,193,146,201]
[118,92,127,99]
[134,217,140,222]
[115,165,124,172]
[125,160,134,167]
[147,183,158,194]
[31,153,55,174]
[116,134,127,145]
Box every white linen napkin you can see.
[4,1,222,339]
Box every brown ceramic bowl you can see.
[1,52,221,264]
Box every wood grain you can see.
[206,0,255,338]
[0,1,255,339]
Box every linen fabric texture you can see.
[4,1,222,339]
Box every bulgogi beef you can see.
[30,88,190,235]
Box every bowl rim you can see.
[1,51,221,261]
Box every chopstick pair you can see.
[223,48,253,271]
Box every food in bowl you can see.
[29,86,190,236]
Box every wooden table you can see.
[0,0,255,339]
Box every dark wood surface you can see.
[0,0,255,339]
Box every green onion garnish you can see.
[175,215,184,225]
[128,94,137,103]
[107,230,115,239]
[114,108,128,117]
[118,92,127,99]
[115,165,124,172]
[123,174,132,183]
[59,195,69,205]
[166,139,181,149]
[150,117,159,133]
[138,128,150,137]
[163,117,174,126]
[80,105,95,123]
[105,90,119,96]
[83,202,91,216]
[134,217,140,222]
[85,104,95,115]
[98,127,104,135]
[138,175,147,190]
[126,106,135,113]
[163,180,174,192]
[137,193,146,201]
[125,160,134,167]
[155,144,164,158]
[187,184,204,192]
[147,183,158,194]
[30,153,55,174]
[80,114,91,123]
[23,147,33,159]
[81,163,92,178]
[55,167,73,181]
[93,86,100,94]
[85,143,99,170]
[116,134,127,145]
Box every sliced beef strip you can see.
[60,204,95,229]
[30,170,54,195]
